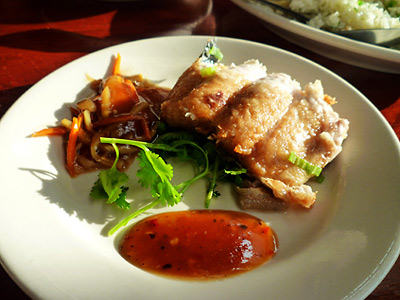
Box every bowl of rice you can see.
[288,0,400,31]
[231,0,400,73]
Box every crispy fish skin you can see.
[161,59,267,134]
[214,73,300,155]
[163,59,225,112]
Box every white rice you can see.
[288,0,400,30]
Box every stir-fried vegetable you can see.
[31,127,67,137]
[66,114,83,177]
[32,53,168,177]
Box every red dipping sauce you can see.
[119,210,278,280]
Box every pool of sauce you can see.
[119,210,278,280]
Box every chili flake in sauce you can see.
[119,210,278,280]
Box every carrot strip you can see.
[112,53,121,75]
[31,127,67,137]
[139,118,152,141]
[66,114,83,177]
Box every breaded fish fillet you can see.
[161,49,349,209]
[237,80,349,208]
[161,59,267,134]
[213,73,300,155]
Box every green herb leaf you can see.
[90,143,130,209]
[89,178,108,200]
[205,155,220,208]
[99,164,129,204]
[98,130,249,235]
[98,137,185,235]
[136,149,180,206]
[114,186,130,209]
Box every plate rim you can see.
[0,35,399,300]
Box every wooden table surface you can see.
[1,0,399,299]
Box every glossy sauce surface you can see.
[119,210,277,280]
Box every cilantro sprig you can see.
[90,129,247,235]
[90,143,130,209]
[156,131,247,206]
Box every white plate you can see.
[1,36,400,300]
[231,0,400,74]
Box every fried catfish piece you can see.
[211,74,349,208]
[161,59,267,134]
[237,80,349,208]
[213,73,300,155]
[161,58,349,209]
